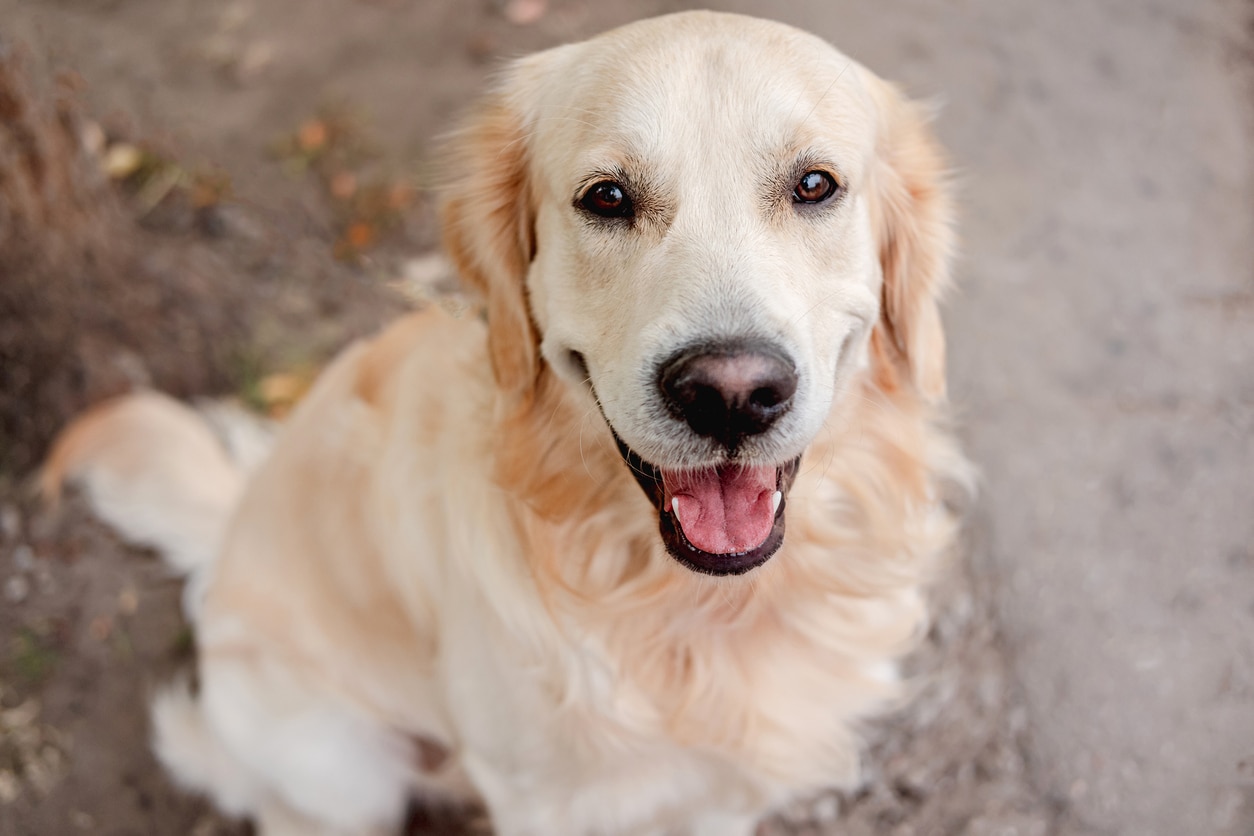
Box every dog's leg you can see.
[160,650,414,835]
[463,753,763,836]
[686,810,761,836]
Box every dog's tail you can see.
[41,392,271,593]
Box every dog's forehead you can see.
[527,14,876,177]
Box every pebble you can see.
[12,543,35,572]
[89,616,114,642]
[402,252,455,293]
[118,587,140,615]
[0,770,18,804]
[503,0,547,26]
[962,814,1051,836]
[79,119,106,157]
[190,818,219,836]
[1,699,40,728]
[235,41,276,84]
[218,0,254,32]
[4,574,29,603]
[0,504,20,541]
[810,794,840,822]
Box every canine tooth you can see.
[772,491,782,515]
[671,497,681,523]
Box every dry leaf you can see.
[102,143,144,180]
[257,372,309,408]
[346,221,376,249]
[88,616,113,642]
[330,171,358,200]
[297,120,329,152]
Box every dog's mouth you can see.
[613,434,800,576]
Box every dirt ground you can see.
[1,1,1251,835]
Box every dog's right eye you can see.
[579,181,635,219]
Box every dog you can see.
[43,11,969,835]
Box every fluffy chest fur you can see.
[198,308,960,831]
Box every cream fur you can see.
[42,12,969,835]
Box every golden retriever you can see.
[43,11,969,835]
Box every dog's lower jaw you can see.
[610,430,801,575]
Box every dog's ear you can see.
[864,77,954,402]
[441,58,546,401]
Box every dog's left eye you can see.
[792,171,840,205]
[579,181,635,219]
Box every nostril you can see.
[749,386,784,410]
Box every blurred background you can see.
[0,1,1251,834]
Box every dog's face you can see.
[444,12,952,576]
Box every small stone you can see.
[190,818,219,836]
[393,252,456,304]
[79,120,107,157]
[219,1,254,32]
[297,120,328,152]
[4,575,29,603]
[0,770,18,803]
[89,616,113,642]
[29,745,64,793]
[118,587,140,616]
[36,568,56,595]
[405,252,453,286]
[236,41,276,83]
[329,170,358,200]
[1,699,40,729]
[108,350,151,389]
[0,504,20,541]
[12,543,34,572]
[962,813,1051,836]
[103,143,144,180]
[503,0,547,25]
[810,793,840,822]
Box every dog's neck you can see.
[478,360,959,779]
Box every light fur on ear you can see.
[864,76,955,402]
[440,54,626,527]
[440,59,546,401]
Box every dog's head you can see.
[443,12,952,577]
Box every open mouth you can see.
[613,433,801,576]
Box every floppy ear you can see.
[864,77,955,402]
[440,60,543,401]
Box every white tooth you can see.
[671,497,682,524]
[771,491,783,515]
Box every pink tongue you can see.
[663,465,777,555]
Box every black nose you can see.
[659,341,798,452]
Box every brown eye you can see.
[580,180,634,219]
[793,170,839,205]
